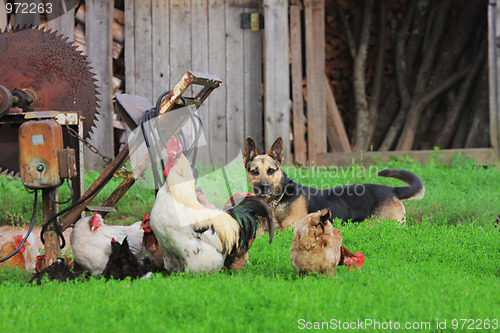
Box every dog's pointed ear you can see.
[268,137,284,164]
[243,137,258,165]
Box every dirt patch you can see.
[0,225,73,254]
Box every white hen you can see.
[70,213,145,275]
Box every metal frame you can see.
[59,71,222,232]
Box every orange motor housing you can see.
[19,120,63,189]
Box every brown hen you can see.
[290,209,342,276]
[0,235,27,270]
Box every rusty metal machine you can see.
[0,26,221,266]
[0,27,98,265]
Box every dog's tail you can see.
[378,169,425,201]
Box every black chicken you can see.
[102,237,150,280]
[29,258,83,285]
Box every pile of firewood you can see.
[74,2,125,96]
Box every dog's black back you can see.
[244,137,425,227]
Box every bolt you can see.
[36,164,44,172]
[27,97,34,104]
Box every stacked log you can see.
[324,0,406,144]
[74,3,125,96]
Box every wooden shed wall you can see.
[124,0,265,165]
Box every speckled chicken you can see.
[290,208,342,275]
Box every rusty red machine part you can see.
[0,27,97,265]
[0,27,99,176]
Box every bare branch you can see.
[435,37,487,148]
[396,0,416,110]
[367,0,386,143]
[397,0,453,150]
[353,0,374,150]
[396,65,469,150]
[414,0,452,94]
[338,6,356,58]
[378,0,417,151]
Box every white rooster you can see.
[150,136,274,274]
[70,213,145,275]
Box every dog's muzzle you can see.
[253,181,274,197]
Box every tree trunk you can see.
[352,0,374,151]
[465,64,490,148]
[397,0,452,150]
[379,0,416,151]
[435,37,487,148]
[416,2,483,148]
[372,82,399,149]
[366,0,386,148]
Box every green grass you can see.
[0,155,499,332]
[1,154,499,226]
[0,221,498,332]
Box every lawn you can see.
[0,155,499,332]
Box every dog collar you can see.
[269,191,286,210]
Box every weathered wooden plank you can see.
[0,0,8,30]
[316,148,499,168]
[85,0,114,170]
[243,7,263,153]
[191,0,211,165]
[225,0,245,160]
[152,0,170,100]
[208,0,227,165]
[290,1,307,165]
[263,0,290,162]
[14,0,40,28]
[170,0,192,90]
[124,0,135,94]
[134,0,153,102]
[46,4,75,41]
[325,75,351,152]
[304,0,326,164]
[492,0,500,155]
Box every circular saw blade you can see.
[0,27,99,175]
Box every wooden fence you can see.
[1,0,499,169]
[124,0,268,166]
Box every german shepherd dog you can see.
[243,137,425,231]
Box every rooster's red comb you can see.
[167,136,183,156]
